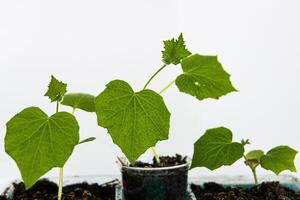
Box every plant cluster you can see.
[4,34,298,199]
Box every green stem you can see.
[72,108,76,115]
[151,147,160,163]
[56,101,59,113]
[143,64,167,89]
[58,168,64,200]
[251,168,258,185]
[159,80,176,94]
[55,101,64,200]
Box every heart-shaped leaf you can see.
[260,146,298,175]
[5,107,79,188]
[176,54,237,100]
[61,93,95,112]
[191,127,244,170]
[95,80,170,163]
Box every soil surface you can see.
[131,154,188,168]
[191,182,300,200]
[1,179,118,200]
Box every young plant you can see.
[5,75,95,200]
[191,127,298,185]
[244,146,297,184]
[95,34,237,164]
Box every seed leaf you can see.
[191,127,244,170]
[162,33,191,65]
[260,146,298,175]
[5,107,79,189]
[44,75,67,102]
[175,54,237,100]
[61,93,95,112]
[95,80,170,163]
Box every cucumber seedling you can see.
[5,75,95,200]
[191,127,298,185]
[95,34,237,164]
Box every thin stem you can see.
[151,147,160,163]
[56,101,59,113]
[143,64,167,89]
[72,108,76,115]
[159,80,176,94]
[57,168,64,200]
[251,168,259,185]
[55,101,64,200]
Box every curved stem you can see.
[143,64,167,89]
[151,147,160,163]
[57,168,64,200]
[159,80,176,94]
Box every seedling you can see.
[191,127,298,185]
[5,76,95,200]
[95,34,237,164]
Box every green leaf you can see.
[191,127,244,170]
[245,150,264,169]
[260,146,298,175]
[162,33,191,65]
[78,137,96,145]
[5,107,79,189]
[95,80,170,163]
[175,54,237,100]
[44,75,67,102]
[61,93,95,112]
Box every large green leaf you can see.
[260,146,298,175]
[191,127,244,170]
[175,54,237,100]
[162,33,191,65]
[5,107,79,188]
[95,80,170,163]
[61,93,95,112]
[44,75,67,102]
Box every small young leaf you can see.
[191,127,244,170]
[78,137,96,145]
[260,146,298,175]
[95,80,170,163]
[162,33,191,65]
[61,93,95,112]
[245,150,264,169]
[246,150,264,161]
[5,107,79,189]
[44,75,67,102]
[175,54,237,100]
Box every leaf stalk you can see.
[143,64,167,90]
[159,80,176,94]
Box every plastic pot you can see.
[121,162,190,200]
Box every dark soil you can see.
[1,178,118,200]
[131,154,188,168]
[123,155,189,200]
[191,181,300,200]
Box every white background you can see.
[1,0,300,185]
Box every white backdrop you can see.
[1,0,300,185]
